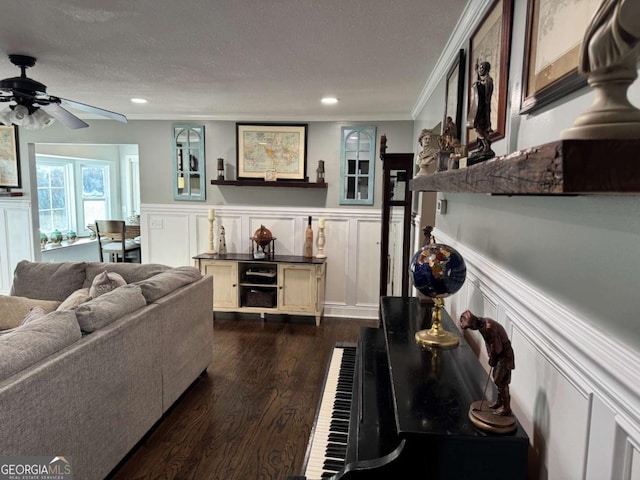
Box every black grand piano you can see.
[292,297,529,479]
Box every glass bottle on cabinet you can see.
[173,124,205,201]
[340,126,376,205]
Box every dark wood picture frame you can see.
[236,123,308,181]
[443,49,466,141]
[520,0,590,114]
[0,125,21,189]
[466,0,513,150]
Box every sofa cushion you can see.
[74,284,147,333]
[135,266,202,303]
[0,310,81,382]
[89,271,127,298]
[10,260,87,302]
[0,295,62,330]
[57,288,92,311]
[84,263,171,288]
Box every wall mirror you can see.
[339,126,376,205]
[173,124,205,201]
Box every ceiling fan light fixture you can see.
[10,104,31,126]
[0,106,11,125]
[31,108,55,129]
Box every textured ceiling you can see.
[0,0,467,121]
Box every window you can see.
[37,155,114,236]
[340,126,376,205]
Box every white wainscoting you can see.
[435,228,640,480]
[140,204,391,319]
[0,199,33,294]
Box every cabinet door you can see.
[278,264,317,314]
[200,260,238,309]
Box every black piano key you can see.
[328,432,348,442]
[323,459,344,471]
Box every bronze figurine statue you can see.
[460,310,514,416]
[466,61,495,163]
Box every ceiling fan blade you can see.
[59,97,127,123]
[40,103,89,129]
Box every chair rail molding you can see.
[434,227,640,479]
[140,203,387,319]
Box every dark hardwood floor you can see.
[108,314,377,480]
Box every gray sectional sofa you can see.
[0,261,214,480]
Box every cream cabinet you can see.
[197,259,238,309]
[194,253,326,325]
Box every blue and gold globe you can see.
[410,243,466,299]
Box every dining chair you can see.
[94,220,141,263]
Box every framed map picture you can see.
[520,0,598,114]
[0,125,21,189]
[466,0,513,149]
[236,123,308,180]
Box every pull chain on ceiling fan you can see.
[0,54,128,129]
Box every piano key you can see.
[303,346,356,480]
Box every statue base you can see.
[562,71,640,140]
[467,149,495,166]
[468,401,516,434]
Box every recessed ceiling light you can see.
[130,98,148,104]
[321,97,339,105]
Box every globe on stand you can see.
[409,243,466,349]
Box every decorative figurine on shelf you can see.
[207,208,216,254]
[316,217,327,259]
[218,225,227,255]
[67,230,77,244]
[415,128,439,176]
[316,160,325,184]
[380,134,388,155]
[40,232,48,250]
[460,310,517,434]
[562,0,640,139]
[251,225,275,259]
[466,60,495,164]
[304,216,313,257]
[217,158,225,180]
[439,116,459,152]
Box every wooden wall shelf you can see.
[211,179,327,189]
[409,139,640,195]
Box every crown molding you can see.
[411,0,494,119]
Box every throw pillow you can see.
[0,306,47,336]
[57,288,92,311]
[75,284,146,333]
[10,260,87,302]
[0,296,61,331]
[135,266,203,304]
[0,310,81,383]
[89,271,127,298]
[83,263,171,288]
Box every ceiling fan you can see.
[0,54,127,129]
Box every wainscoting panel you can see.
[436,228,640,479]
[0,199,33,294]
[140,204,383,319]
